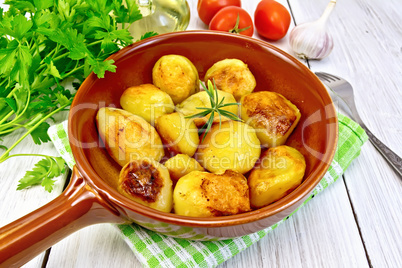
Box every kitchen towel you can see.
[48,112,368,268]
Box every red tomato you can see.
[209,6,254,37]
[197,0,242,25]
[254,0,291,40]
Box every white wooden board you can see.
[0,0,401,267]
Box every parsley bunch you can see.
[0,0,155,192]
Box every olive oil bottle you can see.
[129,0,190,40]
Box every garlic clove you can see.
[289,0,336,60]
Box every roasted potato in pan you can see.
[176,89,238,128]
[96,107,164,167]
[164,154,204,185]
[152,54,199,104]
[248,145,306,208]
[155,112,199,157]
[204,59,256,101]
[240,91,301,148]
[119,158,173,213]
[98,54,308,216]
[196,120,261,174]
[173,170,251,217]
[120,84,174,125]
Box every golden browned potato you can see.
[119,159,173,213]
[196,120,261,174]
[248,145,306,208]
[155,112,199,157]
[176,89,238,127]
[152,54,199,104]
[204,59,256,101]
[164,154,204,185]
[96,107,164,166]
[120,84,174,125]
[173,170,250,217]
[240,91,301,148]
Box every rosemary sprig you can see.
[186,80,242,141]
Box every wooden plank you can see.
[290,0,402,267]
[45,224,142,267]
[3,0,398,267]
[0,132,68,267]
[345,146,402,267]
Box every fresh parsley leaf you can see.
[13,85,29,114]
[17,158,49,189]
[114,0,142,24]
[89,58,116,78]
[85,15,112,33]
[95,29,133,53]
[0,44,18,75]
[113,29,134,44]
[43,57,62,79]
[4,97,17,112]
[41,176,56,192]
[13,13,33,40]
[30,121,51,145]
[55,92,70,106]
[0,13,33,40]
[0,36,7,48]
[4,0,35,13]
[86,0,114,15]
[33,10,60,29]
[56,0,75,22]
[17,156,66,192]
[1,0,155,193]
[33,0,54,11]
[140,31,158,40]
[94,30,119,54]
[17,45,32,67]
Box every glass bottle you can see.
[129,0,191,40]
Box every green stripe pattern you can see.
[48,112,368,268]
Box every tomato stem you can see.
[229,14,251,34]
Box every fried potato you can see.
[119,159,173,213]
[176,89,238,127]
[152,54,199,104]
[248,145,306,208]
[173,170,251,217]
[196,121,261,174]
[240,91,301,148]
[96,107,164,166]
[155,112,199,157]
[164,154,204,185]
[120,84,174,125]
[204,59,256,101]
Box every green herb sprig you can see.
[0,0,157,192]
[0,153,66,192]
[186,80,243,141]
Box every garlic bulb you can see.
[289,0,336,60]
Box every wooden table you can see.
[1,0,401,267]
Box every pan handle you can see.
[0,166,126,267]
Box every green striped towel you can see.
[48,113,367,268]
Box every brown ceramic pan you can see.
[0,31,337,267]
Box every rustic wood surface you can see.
[0,0,401,267]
